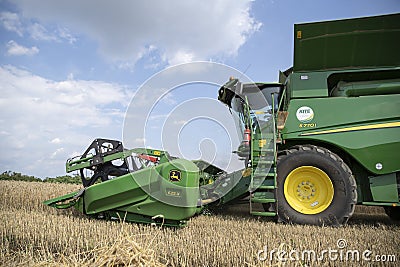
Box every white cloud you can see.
[169,51,195,66]
[0,12,23,36]
[148,114,169,121]
[135,138,146,143]
[28,23,77,43]
[13,0,261,65]
[57,27,77,44]
[6,40,39,56]
[133,138,146,147]
[50,138,61,144]
[0,11,77,44]
[50,147,64,159]
[160,92,177,106]
[173,120,187,125]
[0,65,132,177]
[28,22,58,42]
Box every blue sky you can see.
[0,0,399,178]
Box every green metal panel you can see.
[66,151,126,172]
[43,191,80,209]
[361,201,400,207]
[290,72,329,98]
[331,79,400,97]
[288,68,400,99]
[119,197,197,223]
[294,13,400,72]
[369,173,399,202]
[218,170,251,205]
[282,94,400,174]
[83,159,199,221]
[83,172,150,214]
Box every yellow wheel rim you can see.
[284,166,334,215]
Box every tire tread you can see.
[276,144,357,226]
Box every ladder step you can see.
[251,182,275,191]
[257,185,276,190]
[251,180,275,188]
[250,211,277,217]
[253,172,274,177]
[255,160,274,165]
[254,133,275,139]
[251,198,276,204]
[253,148,274,153]
[264,148,275,153]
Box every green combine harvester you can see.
[45,13,400,226]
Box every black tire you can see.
[276,145,357,226]
[384,206,400,221]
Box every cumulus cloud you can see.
[0,11,77,44]
[50,138,61,144]
[6,40,39,56]
[50,147,64,159]
[0,65,132,177]
[13,0,261,65]
[28,22,58,42]
[57,27,77,44]
[0,11,23,36]
[28,22,77,43]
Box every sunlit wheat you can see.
[0,180,398,266]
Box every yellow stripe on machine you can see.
[301,122,400,136]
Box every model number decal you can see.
[166,190,181,197]
[299,123,317,128]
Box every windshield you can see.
[231,95,246,139]
[245,84,281,131]
[230,84,281,135]
[244,84,280,110]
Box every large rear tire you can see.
[276,145,357,226]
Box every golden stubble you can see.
[0,180,399,266]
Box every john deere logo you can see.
[296,106,314,123]
[169,170,181,182]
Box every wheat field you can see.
[0,180,399,266]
